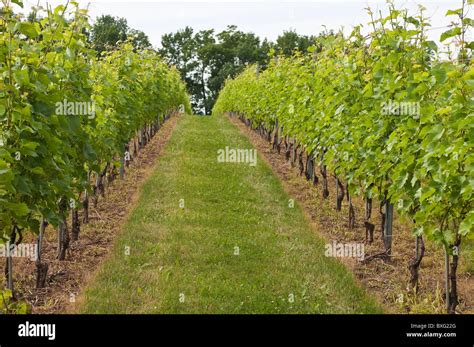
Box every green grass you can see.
[462,238,474,276]
[79,114,381,313]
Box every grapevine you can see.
[0,0,190,301]
[213,1,473,313]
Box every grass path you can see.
[79,115,381,313]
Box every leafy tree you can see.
[129,28,152,51]
[160,27,216,114]
[160,25,271,114]
[207,26,270,112]
[275,30,315,56]
[90,15,151,54]
[192,29,216,114]
[91,15,128,54]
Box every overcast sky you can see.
[20,0,468,48]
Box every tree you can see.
[160,27,214,114]
[90,15,151,55]
[160,25,271,114]
[207,26,270,112]
[129,28,152,51]
[275,30,315,56]
[91,15,128,54]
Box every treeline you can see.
[160,26,329,114]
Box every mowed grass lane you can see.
[79,114,381,313]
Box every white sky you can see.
[19,0,469,48]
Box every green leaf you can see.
[13,68,30,86]
[463,18,474,27]
[30,167,45,175]
[440,27,461,42]
[445,9,462,17]
[22,141,40,150]
[19,22,39,39]
[431,64,447,83]
[426,41,438,52]
[459,211,474,236]
[11,0,23,8]
[406,17,420,26]
[5,202,29,217]
[429,125,445,141]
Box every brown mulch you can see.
[3,115,181,314]
[228,114,473,314]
